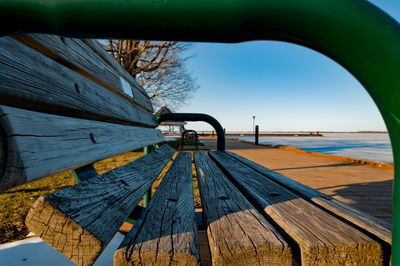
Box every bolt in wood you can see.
[90,133,96,143]
[74,83,81,93]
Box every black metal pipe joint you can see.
[157,113,225,151]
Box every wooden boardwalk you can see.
[200,137,393,224]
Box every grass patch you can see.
[192,155,202,208]
[0,171,76,244]
[94,151,143,174]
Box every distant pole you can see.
[255,125,259,145]
[252,116,255,133]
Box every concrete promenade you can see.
[201,137,393,224]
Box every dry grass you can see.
[93,151,144,174]
[0,171,76,243]
[192,153,202,208]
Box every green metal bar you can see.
[125,218,136,225]
[70,164,98,184]
[70,170,81,184]
[142,145,154,208]
[70,164,98,183]
[142,188,151,208]
[1,0,399,261]
[141,144,160,208]
[126,205,146,225]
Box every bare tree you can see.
[107,40,198,109]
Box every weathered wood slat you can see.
[25,145,175,266]
[226,151,392,245]
[0,36,157,127]
[0,105,163,191]
[193,152,292,265]
[114,152,200,266]
[81,39,148,97]
[209,151,383,265]
[12,34,154,112]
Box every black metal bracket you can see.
[182,129,199,150]
[157,113,225,151]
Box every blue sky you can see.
[176,0,400,132]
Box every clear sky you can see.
[175,0,400,132]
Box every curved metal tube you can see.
[158,113,225,151]
[1,0,400,260]
[181,130,199,150]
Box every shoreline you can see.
[226,137,394,169]
[225,133,323,137]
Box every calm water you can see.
[231,133,393,163]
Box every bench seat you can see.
[210,151,383,265]
[194,152,292,265]
[25,148,391,265]
[26,145,174,266]
[227,151,392,246]
[114,152,199,265]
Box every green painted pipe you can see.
[1,0,400,262]
[142,145,152,208]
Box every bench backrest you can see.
[0,34,163,190]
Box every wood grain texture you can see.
[81,39,148,97]
[25,145,175,266]
[12,34,153,112]
[226,151,392,245]
[114,152,200,266]
[193,152,291,265]
[0,36,157,127]
[209,151,383,266]
[0,105,163,191]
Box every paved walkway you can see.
[201,137,393,224]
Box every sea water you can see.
[231,133,393,163]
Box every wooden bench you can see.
[0,34,392,265]
[181,129,200,150]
